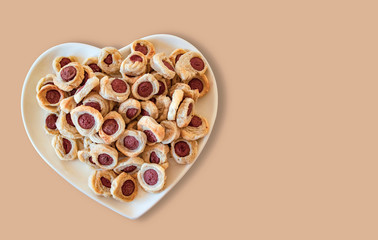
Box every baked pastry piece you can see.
[160,120,180,144]
[98,47,122,75]
[56,111,82,139]
[54,62,85,92]
[82,92,111,116]
[118,98,141,123]
[78,149,100,169]
[113,157,144,177]
[167,89,184,120]
[99,76,130,102]
[111,172,138,202]
[120,51,147,77]
[151,72,168,96]
[155,95,171,122]
[137,163,166,193]
[36,84,65,112]
[73,69,99,103]
[116,129,147,157]
[89,143,118,170]
[181,114,210,140]
[122,74,141,85]
[44,112,59,135]
[131,39,155,59]
[36,74,56,93]
[141,144,169,169]
[70,105,104,136]
[169,83,199,102]
[169,48,188,67]
[176,97,195,128]
[131,74,159,100]
[137,116,165,145]
[184,74,210,98]
[170,139,198,164]
[83,57,108,81]
[150,53,176,79]
[99,111,125,144]
[140,101,158,119]
[126,120,138,130]
[52,135,78,160]
[53,56,78,74]
[59,96,77,113]
[88,133,106,144]
[175,51,207,81]
[89,170,117,197]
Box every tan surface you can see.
[1,0,378,239]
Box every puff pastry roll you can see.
[118,98,141,123]
[82,92,110,116]
[167,89,184,121]
[126,120,138,130]
[184,74,210,98]
[169,48,187,67]
[116,129,147,157]
[54,62,85,92]
[73,68,99,103]
[36,74,56,93]
[169,83,199,102]
[89,143,118,170]
[89,170,117,197]
[131,74,159,101]
[53,56,78,74]
[120,51,147,77]
[151,72,168,96]
[137,116,165,145]
[99,111,125,144]
[150,53,176,80]
[113,157,144,177]
[175,51,207,81]
[160,120,180,144]
[83,57,103,74]
[181,114,210,141]
[56,111,82,139]
[155,95,171,122]
[176,97,195,128]
[78,149,99,169]
[111,172,138,202]
[99,76,130,102]
[52,135,78,160]
[122,74,141,85]
[70,105,104,136]
[44,112,59,135]
[137,163,166,193]
[131,39,155,59]
[140,100,158,119]
[36,84,65,112]
[141,144,169,169]
[88,133,106,144]
[59,96,77,113]
[170,139,198,164]
[98,47,122,75]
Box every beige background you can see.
[1,0,378,239]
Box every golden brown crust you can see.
[70,105,104,136]
[155,95,171,122]
[131,74,160,100]
[99,111,126,144]
[150,53,176,80]
[36,85,65,112]
[56,111,82,139]
[98,47,123,74]
[160,120,180,144]
[36,74,56,93]
[82,92,111,116]
[51,135,78,160]
[131,39,156,59]
[99,76,130,102]
[141,144,169,169]
[183,74,210,98]
[73,66,99,103]
[169,48,188,67]
[118,98,141,123]
[44,112,60,135]
[169,83,199,102]
[78,149,100,169]
[60,96,77,113]
[170,139,198,164]
[175,51,207,81]
[111,173,138,202]
[54,62,85,91]
[167,89,184,121]
[113,157,145,177]
[89,143,118,170]
[181,114,210,141]
[140,101,158,119]
[116,129,147,157]
[137,116,165,145]
[137,163,166,193]
[53,56,78,74]
[89,170,117,197]
[120,51,147,77]
[176,97,195,128]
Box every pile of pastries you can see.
[35,39,210,202]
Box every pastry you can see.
[60,96,77,113]
[137,163,166,193]
[54,62,85,92]
[126,120,138,130]
[83,57,103,73]
[73,68,99,103]
[89,143,118,170]
[122,74,141,85]
[160,120,180,144]
[167,89,184,120]
[88,133,106,144]
[140,100,158,119]
[170,139,198,164]
[99,76,130,102]
[70,105,104,136]
[99,111,125,144]
[52,56,78,74]
[78,149,99,169]
[175,51,207,81]
[184,74,210,98]
[56,111,82,139]
[131,74,159,100]
[111,172,138,202]
[176,97,195,128]
[169,83,199,102]
[116,129,147,157]
[89,170,117,197]
[118,98,141,123]
[51,135,78,160]
[82,92,111,116]
[113,157,144,177]
[120,51,147,77]
[36,84,65,112]
[44,112,59,135]
[181,114,210,141]
[151,72,168,96]
[98,47,122,75]
[169,48,187,67]
[155,95,171,122]
[150,53,176,79]
[141,143,169,169]
[137,116,165,145]
[36,74,56,93]
[131,39,155,59]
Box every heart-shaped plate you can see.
[21,34,218,219]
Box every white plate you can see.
[21,34,218,219]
